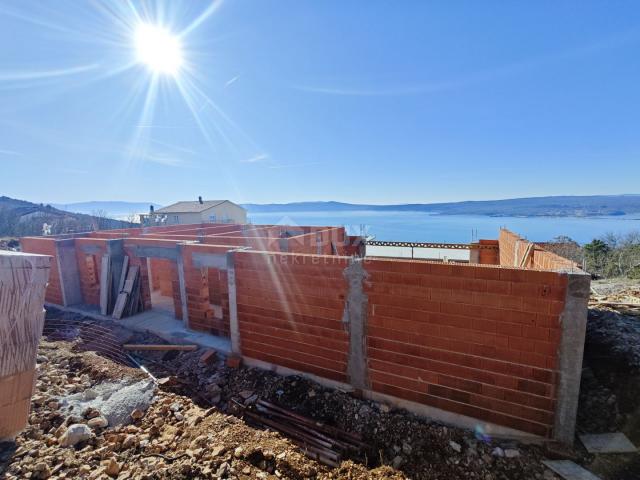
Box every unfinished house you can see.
[21,224,589,444]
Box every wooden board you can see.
[99,255,111,315]
[112,264,139,320]
[117,256,129,294]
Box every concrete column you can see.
[343,257,369,390]
[176,244,190,327]
[226,251,240,354]
[55,239,82,306]
[553,271,591,444]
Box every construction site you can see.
[1,222,639,479]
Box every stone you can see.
[234,446,245,458]
[58,424,92,447]
[33,462,51,479]
[131,409,144,421]
[153,418,164,428]
[122,434,137,449]
[212,445,226,457]
[449,441,462,453]
[491,447,504,457]
[87,416,109,429]
[238,390,254,400]
[392,455,403,469]
[105,458,121,477]
[504,449,520,458]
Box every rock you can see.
[33,462,51,479]
[131,409,144,421]
[122,434,137,449]
[491,447,504,457]
[58,424,92,447]
[174,411,184,421]
[83,407,101,419]
[105,458,120,477]
[234,446,245,458]
[153,418,164,428]
[211,445,226,457]
[238,390,254,400]
[392,455,404,468]
[87,416,109,429]
[504,449,520,458]
[449,441,462,453]
[83,389,99,400]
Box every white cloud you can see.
[241,153,269,163]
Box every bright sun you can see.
[135,23,183,76]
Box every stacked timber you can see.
[0,251,51,440]
[111,257,143,319]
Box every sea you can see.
[247,211,640,245]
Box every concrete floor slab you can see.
[579,433,638,454]
[542,460,602,480]
[49,303,231,355]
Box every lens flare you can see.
[135,23,183,75]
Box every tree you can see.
[583,238,610,277]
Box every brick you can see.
[226,355,242,368]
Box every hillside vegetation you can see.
[0,196,136,237]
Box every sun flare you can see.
[134,23,183,76]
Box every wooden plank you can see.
[99,255,111,315]
[117,256,130,294]
[123,344,199,351]
[113,265,139,320]
[112,292,129,319]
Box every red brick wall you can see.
[364,258,567,437]
[180,244,231,335]
[234,251,351,383]
[19,238,62,305]
[74,239,108,306]
[499,229,578,271]
[478,240,500,265]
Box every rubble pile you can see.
[0,337,567,480]
[1,341,402,479]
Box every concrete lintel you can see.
[192,252,228,270]
[554,271,591,444]
[79,244,103,255]
[130,245,178,260]
[176,244,189,327]
[55,239,82,306]
[226,251,240,354]
[343,257,369,390]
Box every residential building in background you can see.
[140,197,247,226]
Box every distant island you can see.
[242,195,640,218]
[47,194,640,218]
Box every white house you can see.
[141,197,247,225]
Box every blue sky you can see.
[1,1,639,206]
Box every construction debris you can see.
[239,399,368,467]
[579,433,637,454]
[542,460,602,480]
[123,344,199,352]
